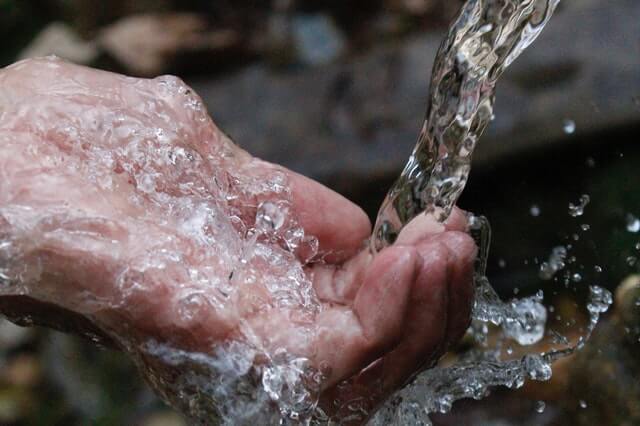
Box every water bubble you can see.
[572,273,582,283]
[581,224,590,231]
[256,201,286,232]
[539,246,567,280]
[530,205,541,217]
[524,354,552,381]
[550,330,569,345]
[579,400,588,409]
[627,256,638,267]
[587,286,613,314]
[435,395,453,413]
[594,265,603,273]
[568,195,590,217]
[636,243,640,251]
[585,157,596,168]
[498,258,507,268]
[626,214,640,233]
[535,401,546,413]
[563,119,576,134]
[504,296,547,345]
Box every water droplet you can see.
[585,157,596,168]
[530,205,541,217]
[498,258,507,268]
[594,265,603,273]
[587,286,613,314]
[535,401,546,413]
[636,242,640,251]
[539,246,567,280]
[626,214,640,233]
[581,224,590,231]
[627,256,638,267]
[504,296,547,345]
[568,195,590,217]
[524,354,552,381]
[256,201,286,231]
[572,273,582,283]
[579,400,588,409]
[563,119,576,134]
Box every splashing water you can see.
[372,0,561,250]
[0,0,614,424]
[568,194,591,217]
[563,119,576,135]
[627,213,640,233]
[365,0,612,423]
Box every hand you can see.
[0,57,476,423]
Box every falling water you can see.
[366,0,612,424]
[372,0,561,248]
[0,1,615,424]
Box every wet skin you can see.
[0,57,476,421]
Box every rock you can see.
[188,0,640,200]
[141,411,187,426]
[99,13,242,77]
[615,275,640,348]
[3,355,41,387]
[291,14,346,66]
[18,22,98,65]
[0,387,32,424]
[0,319,33,350]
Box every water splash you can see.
[568,194,590,217]
[539,246,568,280]
[563,119,576,135]
[372,0,561,250]
[627,213,640,233]
[364,0,613,423]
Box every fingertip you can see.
[444,207,470,233]
[395,213,445,246]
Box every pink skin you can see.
[0,58,476,419]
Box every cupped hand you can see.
[0,57,476,422]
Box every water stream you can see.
[366,0,612,423]
[142,0,613,423]
[0,1,615,424]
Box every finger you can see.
[311,248,372,304]
[370,240,451,393]
[271,162,372,263]
[311,206,472,305]
[312,246,420,388]
[429,231,477,347]
[444,206,470,233]
[334,232,475,401]
[395,206,470,246]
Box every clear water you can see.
[372,0,562,250]
[366,0,613,424]
[0,1,614,424]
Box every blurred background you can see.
[1,0,639,424]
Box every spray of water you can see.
[365,0,612,423]
[0,0,614,424]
